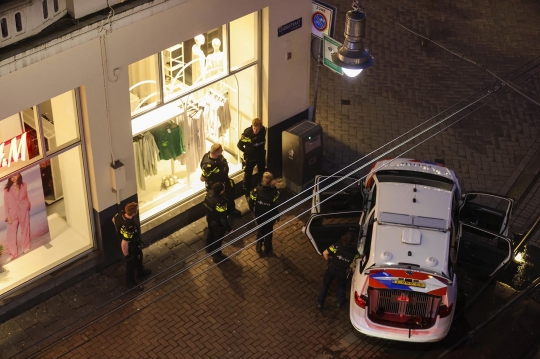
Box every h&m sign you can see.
[0,132,28,168]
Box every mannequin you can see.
[191,34,206,86]
[206,38,225,77]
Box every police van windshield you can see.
[376,170,454,191]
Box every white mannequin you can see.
[191,34,206,86]
[206,38,225,76]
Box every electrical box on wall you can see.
[110,160,126,191]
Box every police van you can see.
[303,158,514,342]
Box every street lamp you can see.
[331,0,374,77]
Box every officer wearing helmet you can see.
[112,202,151,290]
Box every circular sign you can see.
[312,11,328,32]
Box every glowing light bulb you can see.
[343,68,363,77]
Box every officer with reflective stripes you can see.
[317,231,359,309]
[238,118,266,195]
[249,171,280,254]
[204,182,232,263]
[112,202,151,291]
[200,143,241,216]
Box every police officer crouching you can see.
[204,182,232,263]
[200,143,241,217]
[238,118,266,195]
[316,231,359,309]
[112,202,152,291]
[249,172,280,255]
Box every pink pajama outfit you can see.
[4,183,31,259]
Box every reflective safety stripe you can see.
[273,191,280,202]
[120,227,134,239]
[202,167,220,177]
[216,203,228,212]
[328,245,337,254]
[241,137,252,143]
[250,193,257,201]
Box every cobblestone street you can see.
[1,0,540,357]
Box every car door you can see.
[457,192,514,277]
[311,175,364,214]
[303,211,364,255]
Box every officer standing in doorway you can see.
[249,171,280,254]
[238,118,266,195]
[112,202,152,291]
[203,182,232,263]
[200,143,241,216]
[316,231,359,309]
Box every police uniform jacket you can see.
[113,210,140,243]
[237,126,266,160]
[326,243,359,272]
[200,152,230,187]
[249,185,279,223]
[204,190,231,230]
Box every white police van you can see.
[303,158,514,342]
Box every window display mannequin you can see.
[206,38,225,76]
[191,34,206,86]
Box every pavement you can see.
[1,0,540,357]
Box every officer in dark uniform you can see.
[249,171,280,254]
[203,182,232,263]
[238,118,266,195]
[316,231,359,309]
[200,143,241,216]
[112,202,151,291]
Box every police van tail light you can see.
[354,291,367,309]
[438,303,453,318]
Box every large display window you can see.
[129,12,260,221]
[0,89,94,297]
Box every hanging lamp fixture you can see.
[331,0,374,77]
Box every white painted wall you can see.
[0,0,311,214]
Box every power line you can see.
[363,2,540,107]
[27,80,522,359]
[18,56,540,359]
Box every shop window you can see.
[0,90,93,297]
[54,0,59,13]
[132,66,258,221]
[128,54,161,116]
[37,90,81,155]
[15,13,22,32]
[42,1,48,19]
[161,26,227,102]
[0,109,44,178]
[230,12,259,71]
[1,18,8,38]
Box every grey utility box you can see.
[282,121,323,193]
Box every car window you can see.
[376,170,454,191]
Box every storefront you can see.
[128,13,260,222]
[0,89,94,297]
[0,0,311,317]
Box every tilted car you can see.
[303,158,514,342]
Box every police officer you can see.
[249,172,280,254]
[203,182,232,263]
[238,118,266,195]
[200,143,241,216]
[316,231,359,309]
[112,202,152,291]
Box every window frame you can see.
[130,14,261,120]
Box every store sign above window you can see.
[0,132,28,168]
[278,18,302,37]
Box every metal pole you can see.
[312,38,323,122]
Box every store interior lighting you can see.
[331,0,374,78]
